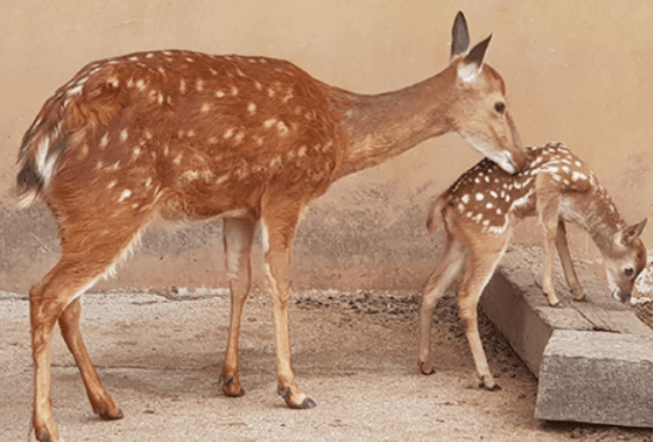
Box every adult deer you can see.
[418,142,647,390]
[17,12,526,441]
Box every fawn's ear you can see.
[616,218,647,247]
[457,35,492,83]
[451,11,470,58]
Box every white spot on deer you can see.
[485,202,494,210]
[182,170,199,183]
[129,56,139,62]
[264,118,277,129]
[108,180,117,189]
[248,102,257,115]
[100,133,109,149]
[572,171,587,181]
[132,147,141,160]
[230,86,238,96]
[185,57,195,63]
[145,177,153,189]
[215,90,226,98]
[552,174,562,182]
[474,178,480,184]
[282,89,294,103]
[196,79,204,92]
[180,79,187,94]
[298,146,307,157]
[234,132,245,144]
[173,153,183,165]
[270,156,282,168]
[187,129,196,137]
[575,160,583,167]
[457,203,465,212]
[475,193,485,201]
[276,121,289,135]
[201,103,211,113]
[110,161,121,171]
[268,88,276,98]
[136,79,146,91]
[254,81,263,90]
[208,136,219,144]
[215,174,230,185]
[505,194,511,203]
[224,128,235,139]
[118,189,132,202]
[120,129,129,143]
[490,190,498,198]
[163,145,170,156]
[483,219,490,227]
[466,211,474,219]
[496,208,502,215]
[461,194,470,204]
[144,129,153,140]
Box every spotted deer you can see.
[17,12,527,441]
[418,141,648,390]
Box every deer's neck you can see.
[572,190,625,257]
[322,68,457,179]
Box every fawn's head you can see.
[604,219,648,303]
[443,12,527,175]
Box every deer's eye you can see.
[494,102,506,114]
[625,267,634,277]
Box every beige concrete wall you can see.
[2,0,653,294]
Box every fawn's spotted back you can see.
[441,142,620,234]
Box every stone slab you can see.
[535,329,653,427]
[479,246,653,427]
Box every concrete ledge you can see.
[535,330,653,427]
[480,247,653,427]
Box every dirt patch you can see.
[3,288,653,441]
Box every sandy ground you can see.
[2,288,653,442]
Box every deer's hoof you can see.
[419,361,436,375]
[95,405,123,421]
[279,386,316,409]
[220,374,246,397]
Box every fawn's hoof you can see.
[95,405,123,421]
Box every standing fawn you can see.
[418,142,648,390]
[17,12,527,441]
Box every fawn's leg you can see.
[220,217,256,397]
[419,236,465,375]
[537,183,563,306]
[554,219,585,301]
[260,195,315,409]
[457,239,508,390]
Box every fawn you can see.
[418,141,647,390]
[17,12,527,441]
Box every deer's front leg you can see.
[220,217,256,397]
[554,220,585,301]
[261,200,315,410]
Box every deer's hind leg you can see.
[419,234,466,375]
[456,233,510,391]
[220,217,256,397]
[31,208,148,442]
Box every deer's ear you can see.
[458,35,492,83]
[617,218,647,246]
[451,11,470,58]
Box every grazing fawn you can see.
[17,12,527,441]
[418,142,648,390]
